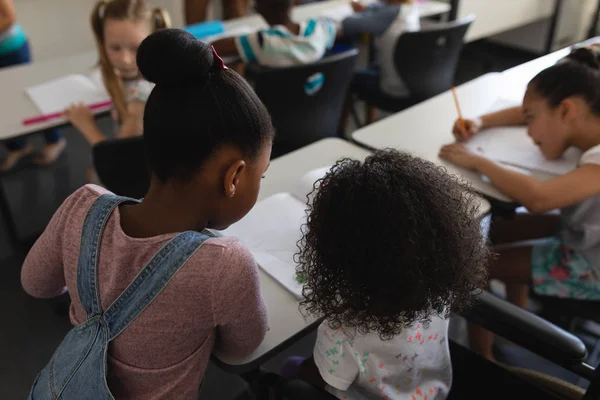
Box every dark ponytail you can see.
[137,29,274,182]
[528,46,600,116]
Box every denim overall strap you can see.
[77,194,139,318]
[103,230,213,341]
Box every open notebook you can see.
[465,98,581,176]
[26,70,109,115]
[219,166,330,299]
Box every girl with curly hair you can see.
[283,149,490,400]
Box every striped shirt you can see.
[234,18,337,67]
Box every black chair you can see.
[249,49,359,159]
[351,15,475,126]
[260,291,599,400]
[92,136,150,199]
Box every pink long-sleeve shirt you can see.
[21,184,268,399]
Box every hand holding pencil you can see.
[450,87,481,142]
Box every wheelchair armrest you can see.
[461,290,588,366]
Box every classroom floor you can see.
[0,40,592,399]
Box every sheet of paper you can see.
[221,193,307,299]
[466,126,581,176]
[26,74,109,115]
[203,25,254,43]
[290,165,331,204]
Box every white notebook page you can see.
[221,193,307,298]
[26,74,109,115]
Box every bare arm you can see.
[453,106,526,142]
[0,0,17,34]
[185,0,210,25]
[439,143,600,213]
[474,158,600,213]
[480,106,526,129]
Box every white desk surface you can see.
[0,0,449,141]
[352,73,519,201]
[212,138,370,369]
[213,137,490,370]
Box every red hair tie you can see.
[211,45,229,70]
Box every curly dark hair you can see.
[296,149,491,340]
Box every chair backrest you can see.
[394,15,475,100]
[92,136,150,199]
[251,49,359,159]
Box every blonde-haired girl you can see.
[65,0,170,146]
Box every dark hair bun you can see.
[137,28,214,86]
[565,47,600,71]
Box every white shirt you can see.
[234,18,336,67]
[314,317,452,400]
[374,4,420,96]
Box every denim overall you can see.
[29,194,212,399]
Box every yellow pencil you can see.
[451,87,467,134]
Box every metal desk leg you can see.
[0,177,20,251]
[545,0,563,54]
[449,0,460,21]
[588,0,600,39]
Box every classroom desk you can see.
[212,138,490,373]
[0,0,450,142]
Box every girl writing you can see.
[22,29,273,399]
[440,45,600,360]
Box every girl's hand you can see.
[351,0,368,12]
[439,143,483,170]
[453,117,482,142]
[65,102,95,132]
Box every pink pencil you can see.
[22,100,113,126]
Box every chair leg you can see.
[366,105,377,125]
[338,93,352,136]
[349,98,363,130]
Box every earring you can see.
[224,190,234,198]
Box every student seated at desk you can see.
[341,0,419,97]
[440,45,600,361]
[0,0,65,172]
[21,30,271,399]
[64,0,169,149]
[282,150,490,399]
[212,0,337,67]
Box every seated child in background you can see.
[342,0,419,97]
[0,0,65,171]
[288,149,490,399]
[65,0,170,148]
[212,0,337,67]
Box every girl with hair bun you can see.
[439,43,600,361]
[22,29,274,399]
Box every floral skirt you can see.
[532,238,600,300]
